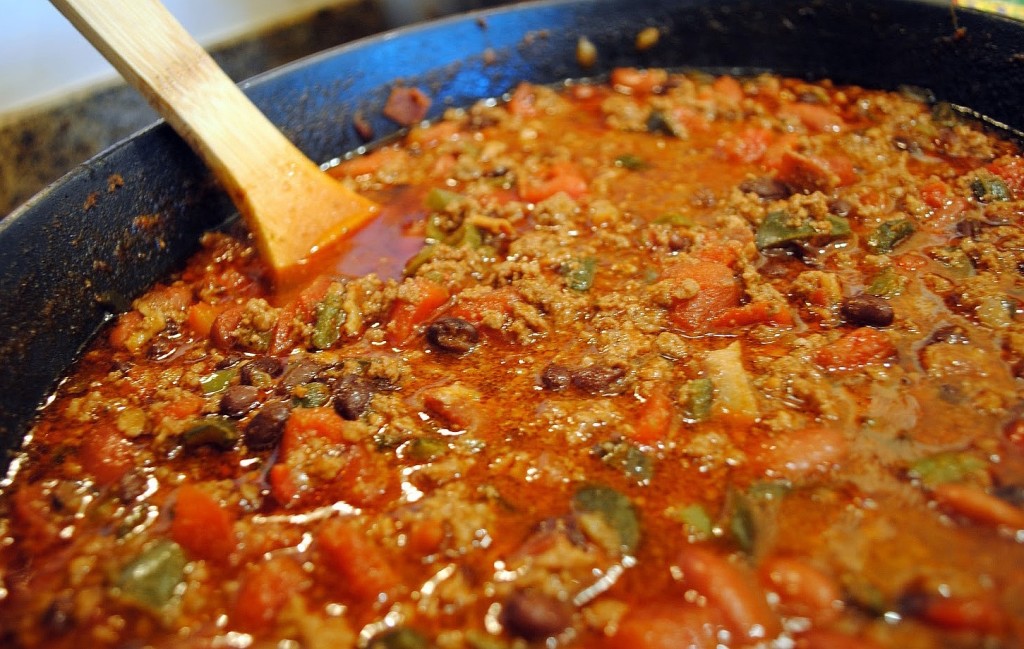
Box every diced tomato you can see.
[270,275,333,354]
[328,146,406,178]
[78,424,133,486]
[447,287,518,324]
[671,105,711,133]
[781,102,846,132]
[387,277,450,346]
[718,127,774,164]
[170,484,236,562]
[317,519,400,602]
[519,162,588,202]
[269,463,302,505]
[710,301,794,329]
[186,301,220,338]
[281,406,350,458]
[233,556,307,633]
[630,391,674,444]
[153,391,205,421]
[664,261,742,333]
[712,75,745,106]
[694,244,739,267]
[918,179,967,231]
[406,120,460,147]
[762,133,800,170]
[610,67,669,94]
[814,327,896,371]
[673,544,781,641]
[408,518,446,556]
[987,155,1024,198]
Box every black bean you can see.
[840,294,894,327]
[244,401,290,451]
[117,471,149,503]
[667,232,693,252]
[923,324,969,346]
[540,364,572,391]
[994,484,1024,507]
[425,317,479,354]
[571,364,626,394]
[279,358,322,392]
[240,356,285,385]
[956,219,984,239]
[829,198,854,218]
[146,338,177,361]
[738,177,789,201]
[42,595,75,636]
[333,374,375,420]
[220,385,260,418]
[502,590,572,641]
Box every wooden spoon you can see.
[50,0,379,279]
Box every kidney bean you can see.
[502,590,572,641]
[244,401,291,451]
[540,363,572,391]
[279,358,323,392]
[759,556,842,624]
[425,317,479,354]
[571,363,626,395]
[220,385,260,418]
[609,604,724,649]
[673,544,781,642]
[41,595,75,636]
[240,356,285,385]
[751,426,848,480]
[840,294,894,327]
[932,483,1024,529]
[900,589,1006,634]
[739,177,790,200]
[333,374,375,420]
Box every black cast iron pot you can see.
[2,0,1023,470]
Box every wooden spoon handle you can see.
[50,0,378,275]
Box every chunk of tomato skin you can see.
[718,127,774,164]
[281,406,351,458]
[814,327,896,371]
[758,556,843,624]
[170,484,236,562]
[630,391,675,444]
[317,519,400,602]
[710,301,794,330]
[605,604,725,649]
[232,556,308,633]
[78,424,133,486]
[507,82,539,117]
[673,544,781,642]
[711,75,745,106]
[664,261,742,333]
[387,277,450,346]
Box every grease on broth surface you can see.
[2,71,1024,648]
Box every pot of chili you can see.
[2,0,1024,647]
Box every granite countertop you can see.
[0,0,514,220]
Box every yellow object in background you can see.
[958,0,1024,19]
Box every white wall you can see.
[1,0,349,114]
